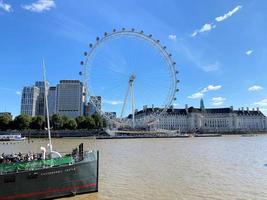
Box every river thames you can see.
[1,135,267,200]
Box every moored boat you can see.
[0,145,99,200]
[0,134,26,142]
[0,60,99,199]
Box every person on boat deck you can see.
[0,152,43,164]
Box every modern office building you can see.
[20,86,40,117]
[48,86,57,116]
[56,80,86,118]
[134,99,267,133]
[35,81,48,116]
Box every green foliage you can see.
[92,114,103,128]
[75,116,87,129]
[30,116,45,130]
[13,114,31,130]
[0,114,12,131]
[51,114,63,130]
[85,116,95,129]
[5,113,106,131]
[64,119,77,130]
[102,118,107,128]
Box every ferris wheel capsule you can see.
[131,28,135,32]
[168,53,172,57]
[96,37,100,42]
[84,52,88,56]
[104,32,108,36]
[113,29,116,32]
[140,30,144,34]
[122,28,125,31]
[172,62,176,65]
[148,34,152,38]
[163,46,166,49]
[80,61,84,65]
[89,43,93,48]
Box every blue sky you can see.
[0,0,267,117]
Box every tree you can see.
[0,114,12,131]
[61,115,70,129]
[51,114,63,130]
[30,116,45,130]
[64,119,77,130]
[92,114,103,128]
[13,114,31,130]
[76,116,87,129]
[102,118,107,128]
[85,116,95,129]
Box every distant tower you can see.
[200,98,205,111]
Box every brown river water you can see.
[1,135,267,200]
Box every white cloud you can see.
[191,5,242,37]
[16,91,21,95]
[248,85,263,92]
[200,23,216,32]
[212,97,226,106]
[201,85,222,93]
[215,5,242,22]
[0,0,12,12]
[191,23,216,37]
[201,62,220,72]
[168,34,177,41]
[188,85,222,99]
[103,100,123,105]
[254,99,267,107]
[173,103,179,107]
[188,92,204,99]
[22,0,55,13]
[246,50,253,55]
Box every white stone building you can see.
[134,100,267,133]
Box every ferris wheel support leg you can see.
[131,82,135,129]
[120,84,130,118]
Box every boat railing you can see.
[0,155,75,175]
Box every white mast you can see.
[42,59,53,152]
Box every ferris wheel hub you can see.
[129,74,136,83]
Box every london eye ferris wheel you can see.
[80,28,179,129]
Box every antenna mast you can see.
[42,59,53,152]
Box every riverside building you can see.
[134,99,267,133]
[35,81,48,116]
[20,86,40,116]
[20,80,86,118]
[56,80,86,118]
[48,86,57,115]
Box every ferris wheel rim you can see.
[80,28,179,126]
